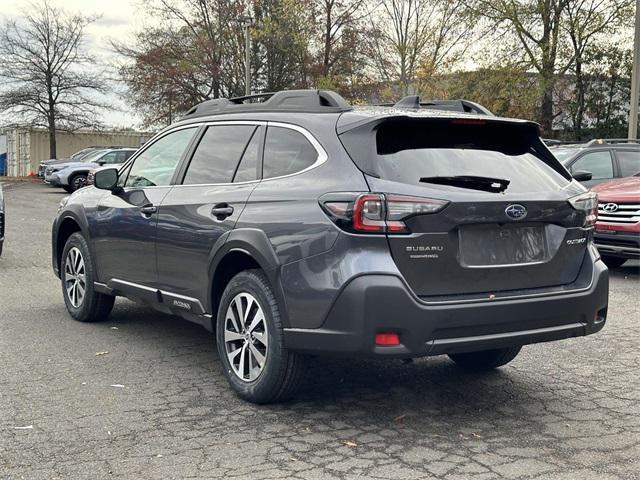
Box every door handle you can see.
[140,204,157,216]
[211,204,234,220]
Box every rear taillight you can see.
[321,193,448,234]
[568,192,598,228]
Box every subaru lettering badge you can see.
[505,204,527,220]
[603,203,618,213]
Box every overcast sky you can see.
[0,0,147,128]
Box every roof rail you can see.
[585,138,640,146]
[183,89,353,118]
[392,96,494,116]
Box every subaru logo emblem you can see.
[603,203,618,213]
[505,204,527,220]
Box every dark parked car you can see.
[549,139,640,188]
[52,90,609,403]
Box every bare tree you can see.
[563,0,634,138]
[368,0,474,96]
[464,0,570,135]
[0,1,107,158]
[313,0,368,76]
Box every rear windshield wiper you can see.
[419,175,510,193]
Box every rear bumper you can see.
[594,230,640,258]
[284,257,609,358]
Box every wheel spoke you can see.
[248,312,264,333]
[249,342,265,368]
[243,295,254,328]
[238,343,247,379]
[76,281,85,302]
[252,331,267,347]
[224,329,244,342]
[227,346,242,363]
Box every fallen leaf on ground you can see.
[342,440,358,448]
[95,351,109,356]
[471,432,482,438]
[110,327,118,330]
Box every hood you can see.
[591,176,640,199]
[50,161,97,170]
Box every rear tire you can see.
[61,232,114,322]
[216,269,304,404]
[448,346,521,371]
[601,255,626,269]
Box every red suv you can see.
[592,174,640,268]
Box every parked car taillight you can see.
[568,191,598,227]
[321,193,449,234]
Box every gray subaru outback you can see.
[51,90,609,403]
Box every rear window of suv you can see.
[349,119,570,194]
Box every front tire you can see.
[448,346,521,371]
[216,269,304,404]
[68,173,87,192]
[601,255,627,269]
[61,232,114,322]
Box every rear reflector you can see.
[375,333,400,346]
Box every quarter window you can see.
[263,127,318,179]
[125,128,197,188]
[570,151,613,180]
[616,151,640,177]
[233,127,261,183]
[184,125,257,185]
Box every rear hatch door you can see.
[340,115,589,298]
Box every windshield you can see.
[81,149,110,163]
[549,147,579,164]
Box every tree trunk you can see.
[539,69,555,137]
[574,58,585,140]
[323,2,332,76]
[48,113,57,159]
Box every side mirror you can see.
[572,170,593,181]
[94,168,121,193]
[97,161,106,166]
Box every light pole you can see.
[629,0,640,140]
[238,15,253,97]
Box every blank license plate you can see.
[459,224,548,266]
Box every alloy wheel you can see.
[224,292,269,382]
[64,247,86,308]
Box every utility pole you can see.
[629,0,640,139]
[238,15,253,96]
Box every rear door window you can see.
[183,125,256,185]
[263,127,318,179]
[570,151,613,180]
[616,150,640,177]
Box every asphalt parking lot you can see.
[1,181,639,480]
